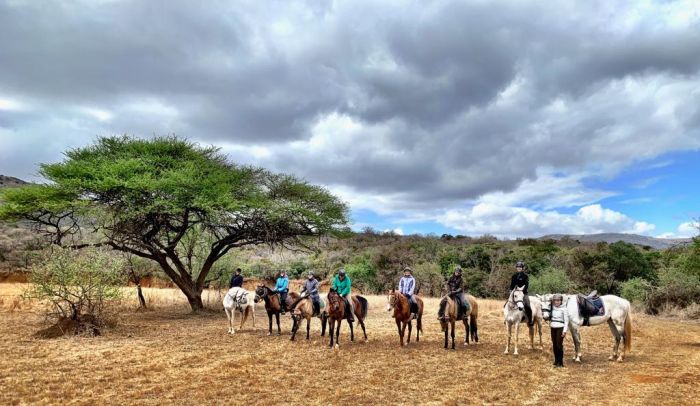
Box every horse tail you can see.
[624,309,632,353]
[356,295,368,322]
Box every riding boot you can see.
[345,299,354,322]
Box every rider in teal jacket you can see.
[332,269,354,322]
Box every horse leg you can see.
[400,321,408,347]
[226,309,232,334]
[528,323,535,350]
[407,320,412,345]
[268,313,273,336]
[306,318,310,340]
[276,313,281,335]
[451,320,456,350]
[608,319,622,361]
[321,314,327,337]
[513,322,520,355]
[329,319,335,347]
[463,319,469,346]
[504,322,511,354]
[291,318,298,341]
[252,306,256,327]
[239,308,248,331]
[416,316,421,342]
[360,319,367,341]
[571,326,582,362]
[349,319,355,342]
[335,319,341,347]
[537,318,543,349]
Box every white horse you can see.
[503,286,544,355]
[223,287,256,334]
[538,293,632,362]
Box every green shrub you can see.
[528,267,575,294]
[412,262,445,297]
[619,277,653,304]
[344,255,377,293]
[647,267,700,311]
[24,247,125,324]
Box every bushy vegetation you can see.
[23,247,126,335]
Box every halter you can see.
[508,289,525,309]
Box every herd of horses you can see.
[223,283,633,363]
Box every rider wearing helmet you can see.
[549,294,569,367]
[274,270,289,313]
[398,266,418,319]
[332,268,354,322]
[511,261,533,327]
[441,266,469,321]
[300,271,321,315]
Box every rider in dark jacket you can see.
[510,261,533,326]
[229,268,243,289]
[439,266,468,320]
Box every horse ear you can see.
[517,285,524,291]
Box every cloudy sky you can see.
[1,0,699,238]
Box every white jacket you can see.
[550,305,569,332]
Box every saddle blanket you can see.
[579,295,605,317]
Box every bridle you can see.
[508,289,524,310]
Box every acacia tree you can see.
[0,136,349,311]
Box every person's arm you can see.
[509,274,516,290]
[310,279,319,294]
[523,273,529,293]
[281,278,289,291]
[399,278,405,293]
[562,308,569,335]
[408,278,415,295]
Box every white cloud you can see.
[437,203,655,238]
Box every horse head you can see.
[254,285,266,303]
[537,293,554,320]
[511,286,526,310]
[327,289,342,314]
[386,289,397,312]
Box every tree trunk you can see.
[136,283,147,309]
[185,291,204,311]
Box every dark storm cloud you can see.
[1,0,700,213]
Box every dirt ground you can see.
[1,284,699,405]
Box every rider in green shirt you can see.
[332,269,354,322]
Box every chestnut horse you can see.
[254,285,285,336]
[386,289,423,346]
[438,294,479,350]
[327,289,368,348]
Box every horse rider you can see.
[229,268,243,289]
[300,271,321,316]
[332,268,355,322]
[398,266,418,319]
[510,261,533,327]
[274,270,289,314]
[440,266,468,321]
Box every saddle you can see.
[577,291,604,325]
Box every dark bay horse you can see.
[327,289,368,348]
[386,289,423,346]
[254,285,284,336]
[438,294,479,350]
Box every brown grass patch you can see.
[1,284,699,405]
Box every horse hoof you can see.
[334,344,339,350]
[277,332,281,336]
[513,351,519,356]
[504,350,509,355]
[267,333,271,336]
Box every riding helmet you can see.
[339,268,346,276]
[403,266,413,273]
[552,294,563,302]
[516,261,526,269]
[454,266,462,274]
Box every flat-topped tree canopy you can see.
[0,136,349,310]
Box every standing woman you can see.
[549,294,569,368]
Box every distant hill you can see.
[541,233,691,249]
[0,175,28,188]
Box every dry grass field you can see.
[1,283,699,405]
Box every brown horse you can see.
[290,294,327,341]
[254,285,285,336]
[327,289,368,348]
[386,289,423,346]
[438,294,479,350]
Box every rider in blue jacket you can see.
[275,271,289,313]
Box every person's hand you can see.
[562,332,567,338]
